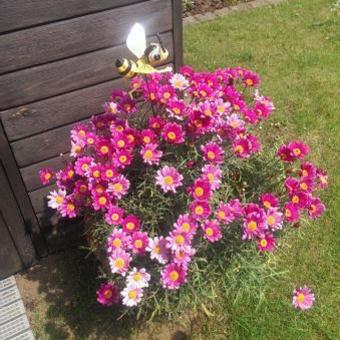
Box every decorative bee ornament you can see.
[116,23,172,79]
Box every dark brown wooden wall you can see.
[0,0,183,253]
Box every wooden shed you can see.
[0,0,183,279]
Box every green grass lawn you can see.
[184,0,339,338]
[19,0,339,339]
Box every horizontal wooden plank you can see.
[1,79,123,142]
[0,0,172,74]
[0,0,144,33]
[21,154,71,192]
[0,32,173,109]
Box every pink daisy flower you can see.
[201,220,222,243]
[284,177,300,195]
[107,228,130,253]
[190,200,211,220]
[226,113,245,130]
[277,144,294,163]
[288,140,310,159]
[260,193,279,210]
[92,192,111,211]
[87,163,103,182]
[148,115,166,133]
[146,236,170,264]
[158,85,175,104]
[291,191,311,209]
[39,168,54,185]
[108,175,130,199]
[111,132,129,150]
[232,138,251,159]
[109,249,132,276]
[162,122,185,144]
[257,233,276,252]
[101,164,117,182]
[121,286,143,307]
[96,139,112,158]
[75,156,94,176]
[308,197,325,219]
[169,73,189,90]
[122,215,140,233]
[300,162,317,179]
[140,143,163,165]
[242,211,267,240]
[84,132,97,147]
[215,202,235,224]
[70,123,88,145]
[316,168,328,189]
[201,164,222,190]
[166,99,187,119]
[156,166,183,193]
[284,202,300,223]
[59,197,78,218]
[299,178,315,193]
[105,205,125,226]
[172,245,196,267]
[126,267,151,288]
[174,214,198,236]
[161,263,187,290]
[266,208,283,230]
[201,141,224,164]
[242,70,260,87]
[96,282,120,306]
[130,231,149,254]
[292,286,315,310]
[47,189,66,209]
[114,149,132,168]
[140,129,157,145]
[166,230,192,252]
[190,178,212,200]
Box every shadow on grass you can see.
[18,244,189,339]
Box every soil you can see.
[15,248,192,339]
[183,0,251,17]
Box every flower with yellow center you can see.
[134,240,143,249]
[194,187,204,197]
[144,150,153,160]
[99,197,107,205]
[163,176,174,185]
[248,221,257,231]
[205,228,213,237]
[169,271,179,281]
[207,151,215,160]
[117,140,125,148]
[260,239,267,247]
[167,132,176,140]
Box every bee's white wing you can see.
[126,23,146,59]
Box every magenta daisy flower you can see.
[266,208,283,230]
[277,144,295,163]
[201,141,224,164]
[92,192,111,211]
[288,140,310,159]
[201,220,222,243]
[190,200,211,220]
[75,156,94,176]
[39,168,54,185]
[260,193,279,210]
[106,228,130,253]
[162,122,185,144]
[300,162,317,179]
[201,164,222,190]
[96,139,112,158]
[96,282,120,306]
[291,191,311,209]
[105,205,125,226]
[121,286,143,307]
[130,231,149,254]
[109,249,132,276]
[141,128,157,145]
[59,196,78,218]
[108,175,130,199]
[126,267,151,288]
[111,132,129,150]
[284,177,300,195]
[284,202,300,223]
[232,138,251,159]
[114,149,132,168]
[122,215,140,233]
[292,286,315,310]
[190,178,212,200]
[148,115,166,133]
[316,168,328,189]
[166,99,187,119]
[172,245,196,267]
[174,214,198,236]
[156,166,183,193]
[242,211,266,240]
[299,177,315,193]
[140,143,163,165]
[308,197,325,219]
[70,123,88,145]
[146,236,170,264]
[257,233,276,252]
[161,263,187,290]
[101,164,117,182]
[215,202,235,224]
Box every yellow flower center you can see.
[100,146,109,154]
[143,136,151,144]
[117,140,125,148]
[163,92,171,99]
[133,273,142,282]
[267,215,276,225]
[175,235,185,245]
[182,223,190,232]
[234,104,240,111]
[302,169,308,177]
[300,182,308,191]
[106,170,114,178]
[205,228,213,237]
[285,209,292,217]
[115,258,125,269]
[195,206,204,215]
[99,197,107,205]
[93,170,100,178]
[207,173,214,183]
[116,126,124,132]
[217,210,226,219]
[112,238,122,247]
[126,222,135,230]
[119,155,127,163]
[144,150,153,160]
[127,134,135,143]
[293,148,301,156]
[79,185,87,193]
[67,203,75,211]
[310,204,316,213]
[167,132,176,140]
[44,173,51,180]
[104,289,112,299]
[263,201,271,209]
[194,187,204,197]
[87,138,94,144]
[169,271,179,281]
[174,80,183,88]
[235,145,244,154]
[81,163,89,171]
[124,104,131,112]
[204,109,212,117]
[200,90,207,97]
[164,176,174,185]
[150,93,156,100]
[79,130,86,137]
[260,239,267,247]
[113,183,123,192]
[292,195,299,204]
[134,240,143,249]
[248,221,257,231]
[128,290,137,300]
[297,293,305,302]
[207,151,215,160]
[112,213,119,221]
[155,245,161,254]
[96,185,104,194]
[173,108,181,115]
[56,195,63,204]
[245,78,253,86]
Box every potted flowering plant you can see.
[40,65,327,314]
